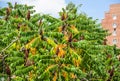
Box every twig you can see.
[0,37,19,54]
[2,55,7,73]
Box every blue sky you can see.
[65,0,120,20]
[0,0,120,21]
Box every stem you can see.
[2,55,7,73]
[0,37,19,54]
[8,75,11,81]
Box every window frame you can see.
[112,23,117,28]
[112,39,117,44]
[112,14,117,20]
[112,29,117,36]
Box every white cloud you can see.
[2,0,66,17]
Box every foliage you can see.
[0,2,120,81]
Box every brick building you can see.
[102,3,120,48]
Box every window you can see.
[113,39,117,44]
[112,29,117,36]
[112,23,117,28]
[113,15,117,20]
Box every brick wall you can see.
[102,3,120,48]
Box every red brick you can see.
[102,3,120,48]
